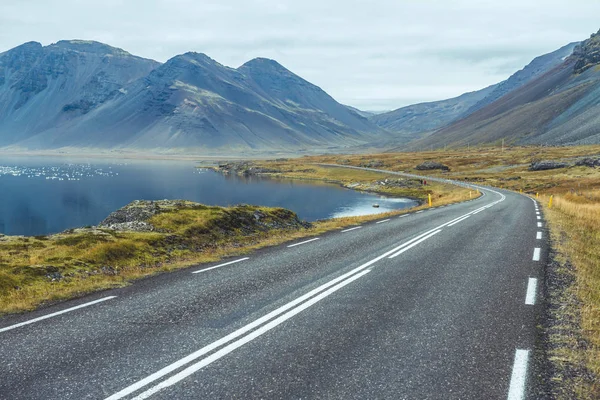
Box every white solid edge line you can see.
[525,278,538,305]
[389,230,441,259]
[536,232,542,240]
[376,219,391,224]
[533,248,541,261]
[507,349,530,400]
[341,226,362,233]
[287,238,320,248]
[192,257,249,274]
[131,270,371,399]
[447,215,470,227]
[0,296,117,334]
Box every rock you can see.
[529,160,569,171]
[574,157,600,168]
[99,199,192,231]
[360,160,384,168]
[415,161,450,171]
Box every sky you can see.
[1,0,599,111]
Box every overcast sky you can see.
[1,0,599,111]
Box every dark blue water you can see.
[0,156,418,236]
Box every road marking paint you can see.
[192,258,249,274]
[399,214,409,218]
[389,230,441,259]
[0,296,117,334]
[507,349,530,400]
[341,226,362,233]
[537,222,542,228]
[376,219,391,224]
[536,216,541,220]
[525,278,538,305]
[536,212,540,215]
[536,232,542,240]
[533,248,541,261]
[287,238,320,248]
[447,215,471,227]
[416,210,424,214]
[130,270,371,400]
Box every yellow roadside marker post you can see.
[428,193,432,207]
[548,195,553,208]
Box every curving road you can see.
[0,170,547,400]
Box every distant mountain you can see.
[463,42,578,115]
[369,84,497,143]
[374,42,579,145]
[0,40,159,147]
[344,105,378,118]
[0,42,388,153]
[408,30,600,148]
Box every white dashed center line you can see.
[532,248,541,261]
[287,238,320,248]
[341,226,362,233]
[525,278,538,305]
[376,219,391,224]
[507,349,530,400]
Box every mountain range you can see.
[0,41,388,153]
[1,31,600,154]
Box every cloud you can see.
[1,0,599,110]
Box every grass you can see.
[542,191,600,398]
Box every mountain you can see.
[409,30,600,149]
[464,42,578,115]
[373,42,578,145]
[0,42,388,153]
[344,105,378,118]
[369,84,497,143]
[0,40,160,147]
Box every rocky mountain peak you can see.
[572,29,600,74]
[50,40,133,57]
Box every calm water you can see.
[0,156,418,236]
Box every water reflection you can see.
[0,156,419,236]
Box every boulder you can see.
[415,161,450,171]
[529,160,568,171]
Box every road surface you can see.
[0,171,547,399]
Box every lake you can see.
[0,156,419,236]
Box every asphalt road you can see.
[0,170,547,400]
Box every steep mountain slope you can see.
[410,31,600,149]
[0,40,160,146]
[374,42,578,144]
[464,42,578,115]
[369,84,497,142]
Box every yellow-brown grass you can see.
[541,191,600,398]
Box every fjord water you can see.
[0,156,418,236]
